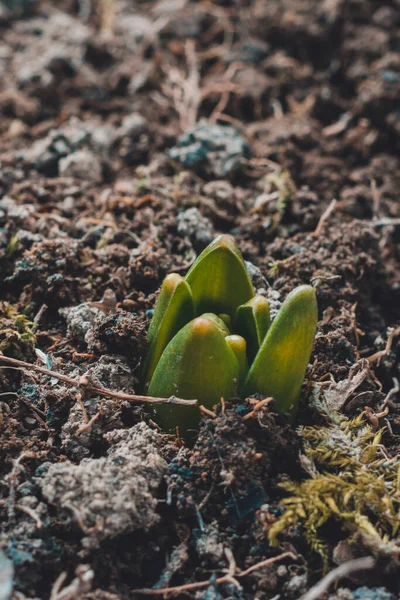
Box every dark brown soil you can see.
[0,1,399,599]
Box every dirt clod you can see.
[39,423,168,551]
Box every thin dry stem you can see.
[367,327,400,364]
[0,499,43,528]
[199,405,217,418]
[161,39,201,131]
[313,199,337,237]
[100,0,116,35]
[0,354,197,407]
[15,504,43,529]
[238,552,296,578]
[242,397,273,421]
[32,303,48,332]
[133,551,297,596]
[382,377,400,408]
[161,41,243,130]
[214,112,249,136]
[363,405,389,432]
[50,565,94,600]
[76,408,102,435]
[299,557,374,600]
[369,218,400,227]
[76,393,89,424]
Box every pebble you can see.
[0,549,13,600]
[177,207,214,245]
[168,122,249,178]
[59,149,102,183]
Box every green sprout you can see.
[142,235,317,437]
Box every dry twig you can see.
[5,451,36,521]
[0,499,43,528]
[313,199,337,237]
[161,39,201,130]
[99,0,116,35]
[0,354,197,407]
[366,327,400,365]
[32,303,48,332]
[242,397,274,421]
[199,405,217,418]
[76,407,102,435]
[363,406,389,432]
[133,551,297,596]
[382,378,400,409]
[50,565,94,600]
[299,556,375,600]
[369,218,400,227]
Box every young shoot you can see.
[142,235,317,439]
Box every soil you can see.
[0,1,399,599]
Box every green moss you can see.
[269,412,400,567]
[0,302,36,355]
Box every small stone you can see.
[168,122,249,178]
[34,151,59,177]
[8,119,27,138]
[277,565,288,577]
[265,288,282,320]
[284,574,307,597]
[14,12,88,87]
[115,14,154,50]
[22,118,105,177]
[117,113,148,139]
[59,150,102,183]
[195,523,224,562]
[0,549,13,600]
[177,207,214,245]
[0,197,34,226]
[59,303,101,345]
[23,417,37,429]
[17,495,39,509]
[245,260,268,291]
[61,196,75,214]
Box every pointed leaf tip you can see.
[235,295,270,362]
[244,285,317,416]
[185,235,254,319]
[225,334,248,389]
[198,312,231,334]
[143,273,195,388]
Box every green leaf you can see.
[234,295,270,362]
[218,313,232,329]
[142,273,195,389]
[244,285,317,416]
[225,334,248,389]
[185,234,254,319]
[199,312,231,335]
[148,314,240,439]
